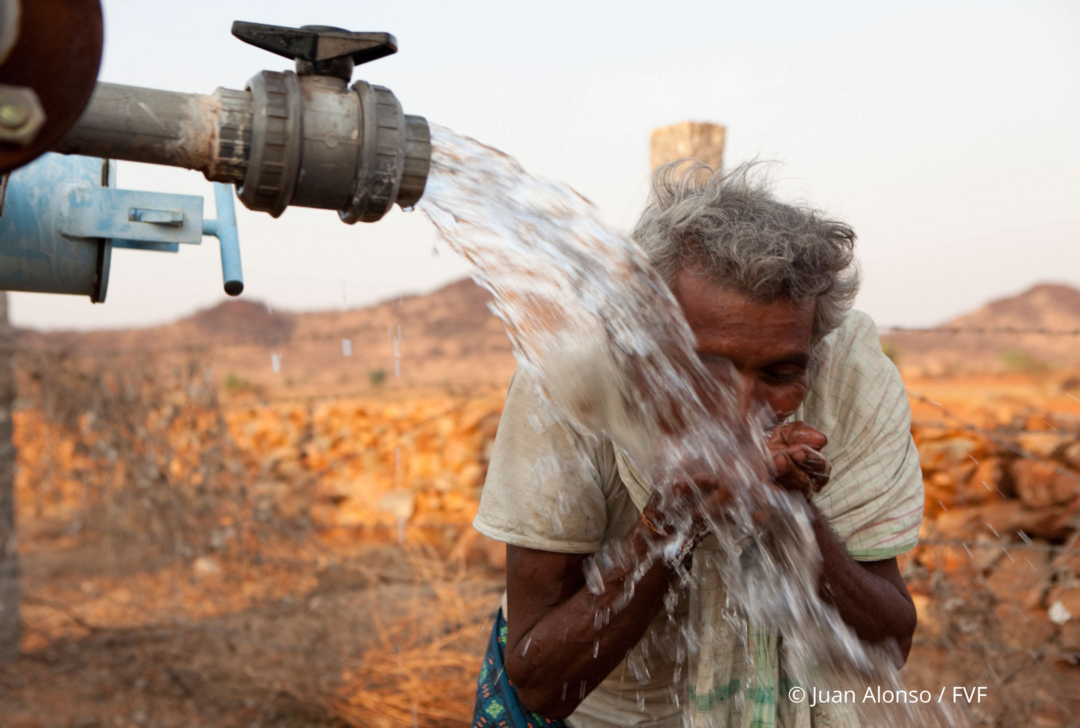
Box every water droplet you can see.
[270,353,281,373]
[592,607,610,630]
[556,489,570,516]
[593,639,599,658]
[583,557,604,595]
[561,682,567,700]
[520,637,532,656]
[550,511,564,535]
[409,123,948,725]
[342,339,352,357]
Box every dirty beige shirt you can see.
[473,310,924,728]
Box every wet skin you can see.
[503,270,918,719]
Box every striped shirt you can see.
[474,309,924,728]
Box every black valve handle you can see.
[231,21,397,68]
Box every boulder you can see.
[960,457,1011,504]
[1062,441,1080,471]
[1059,619,1080,652]
[993,603,1057,651]
[934,499,1078,541]
[1015,503,1080,541]
[1017,432,1072,459]
[1052,545,1080,577]
[1046,586,1080,619]
[985,547,1052,609]
[917,434,985,472]
[924,473,956,514]
[1009,459,1080,508]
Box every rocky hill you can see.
[17,280,1080,394]
[15,278,518,399]
[884,283,1080,374]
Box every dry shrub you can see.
[331,547,493,728]
[15,350,245,567]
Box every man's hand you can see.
[642,423,831,536]
[768,422,830,498]
[642,462,735,537]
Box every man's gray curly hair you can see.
[633,161,860,344]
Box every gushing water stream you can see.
[418,125,965,727]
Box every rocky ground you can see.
[4,280,1080,726]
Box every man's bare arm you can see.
[770,423,917,664]
[809,509,917,664]
[503,517,678,719]
[504,423,917,718]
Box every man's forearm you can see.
[505,519,680,719]
[808,506,917,662]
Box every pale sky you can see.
[9,0,1080,331]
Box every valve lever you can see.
[231,22,397,80]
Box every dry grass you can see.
[332,550,493,728]
[6,349,1080,727]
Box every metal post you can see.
[53,82,251,185]
[0,291,17,664]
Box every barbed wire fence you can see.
[9,322,1080,359]
[2,324,1080,727]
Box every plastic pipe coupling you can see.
[237,69,430,222]
[54,23,431,223]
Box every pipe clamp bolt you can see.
[0,103,29,128]
[0,86,46,145]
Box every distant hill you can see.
[884,283,1080,374]
[17,280,1080,393]
[15,279,518,398]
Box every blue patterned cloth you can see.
[472,609,567,728]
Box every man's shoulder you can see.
[803,308,905,435]
[822,309,879,355]
[813,309,893,384]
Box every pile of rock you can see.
[909,417,1080,664]
[224,394,504,544]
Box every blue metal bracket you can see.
[0,153,245,301]
[60,187,205,245]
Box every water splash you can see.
[418,124,964,726]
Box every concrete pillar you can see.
[0,291,16,663]
[649,121,726,172]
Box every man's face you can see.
[672,269,815,421]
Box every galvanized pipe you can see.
[54,82,251,184]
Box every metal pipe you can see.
[52,73,428,222]
[53,82,251,184]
